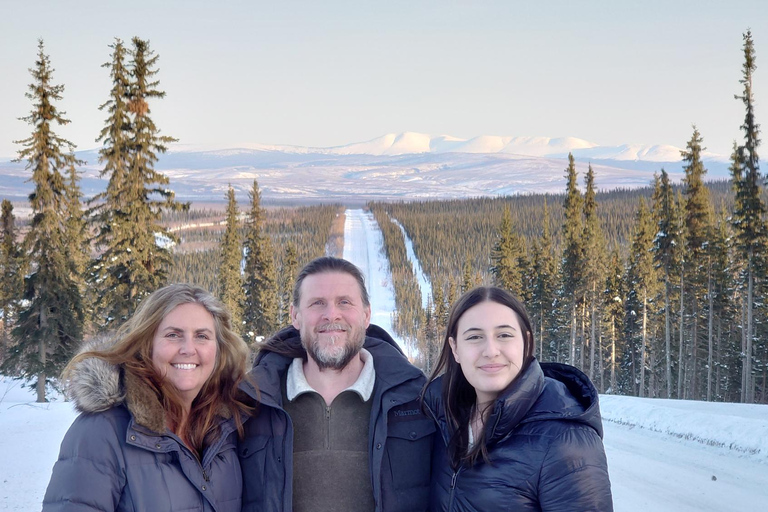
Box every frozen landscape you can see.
[1,209,766,511]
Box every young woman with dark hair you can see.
[422,286,613,511]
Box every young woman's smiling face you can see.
[151,302,218,409]
[449,300,526,405]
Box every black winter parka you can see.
[239,324,434,512]
[424,359,613,511]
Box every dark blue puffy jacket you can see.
[424,359,613,511]
[239,324,434,512]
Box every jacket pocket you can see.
[385,418,436,510]
[238,434,271,511]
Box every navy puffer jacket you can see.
[42,342,243,512]
[239,324,434,512]
[424,359,613,511]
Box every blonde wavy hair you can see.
[66,283,254,457]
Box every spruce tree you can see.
[490,206,525,297]
[0,200,23,346]
[626,199,659,397]
[91,37,185,327]
[731,30,767,403]
[681,126,714,399]
[562,153,584,366]
[531,200,558,361]
[461,254,474,293]
[280,242,299,325]
[652,169,683,397]
[581,165,606,378]
[603,249,624,393]
[2,41,84,402]
[218,186,245,333]
[243,180,279,342]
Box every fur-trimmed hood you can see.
[67,334,172,433]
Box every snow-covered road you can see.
[342,208,412,356]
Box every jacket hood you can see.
[66,335,173,433]
[491,359,604,440]
[423,359,604,444]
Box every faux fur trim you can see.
[124,371,167,433]
[66,333,166,432]
[66,334,125,414]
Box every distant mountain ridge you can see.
[0,132,731,203]
[166,131,724,162]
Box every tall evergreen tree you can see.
[243,180,278,342]
[461,254,474,293]
[1,41,84,402]
[626,199,660,397]
[280,241,299,325]
[90,37,185,327]
[582,164,606,378]
[218,186,245,333]
[562,153,584,366]
[603,249,624,393]
[490,206,525,297]
[731,30,767,403]
[652,169,683,397]
[0,200,23,345]
[531,200,558,361]
[681,126,714,399]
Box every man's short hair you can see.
[293,257,370,307]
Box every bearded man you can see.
[240,257,434,512]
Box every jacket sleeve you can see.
[42,411,127,512]
[538,426,614,512]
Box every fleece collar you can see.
[286,348,375,402]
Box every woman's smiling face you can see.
[151,302,218,409]
[449,300,526,405]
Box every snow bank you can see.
[600,394,768,463]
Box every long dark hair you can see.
[425,286,534,467]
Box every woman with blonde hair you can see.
[43,283,255,512]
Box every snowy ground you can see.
[1,209,767,510]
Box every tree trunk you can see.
[599,331,605,393]
[677,267,685,399]
[665,275,672,398]
[707,262,714,401]
[580,300,586,371]
[570,303,577,366]
[590,284,597,380]
[611,322,616,393]
[690,300,698,400]
[36,306,47,403]
[746,252,754,403]
[715,317,722,400]
[741,298,747,403]
[640,290,647,398]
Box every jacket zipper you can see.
[448,467,461,509]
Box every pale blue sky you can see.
[1,0,766,158]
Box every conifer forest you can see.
[1,32,767,406]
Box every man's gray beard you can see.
[301,323,366,371]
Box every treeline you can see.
[0,38,339,401]
[372,31,767,404]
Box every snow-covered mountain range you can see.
[0,132,731,203]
